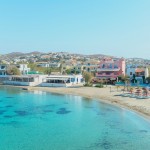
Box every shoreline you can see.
[1,85,150,120]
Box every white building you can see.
[0,64,7,75]
[49,63,61,68]
[41,74,84,87]
[0,64,30,76]
[37,63,61,68]
[3,75,47,86]
[37,63,49,68]
[15,64,30,75]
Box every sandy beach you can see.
[15,85,149,120]
[2,85,150,119]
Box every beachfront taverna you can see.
[3,74,84,87]
[41,74,84,87]
[3,75,47,86]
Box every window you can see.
[109,64,112,68]
[71,78,75,82]
[106,72,110,75]
[29,78,34,82]
[66,79,70,83]
[102,64,105,68]
[114,64,118,68]
[81,78,84,83]
[16,66,20,68]
[1,66,5,69]
[130,72,132,75]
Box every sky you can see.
[0,0,150,58]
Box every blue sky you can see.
[0,0,150,58]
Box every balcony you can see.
[97,68,120,72]
[96,73,118,78]
[0,67,6,71]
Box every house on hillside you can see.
[0,64,7,75]
[15,64,30,75]
[0,64,30,76]
[126,66,149,84]
[83,60,99,73]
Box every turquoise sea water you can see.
[0,86,150,150]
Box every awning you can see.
[46,77,69,80]
[110,78,117,80]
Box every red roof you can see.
[135,69,145,73]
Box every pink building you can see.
[96,58,125,81]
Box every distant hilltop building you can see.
[96,57,125,82]
[37,62,61,68]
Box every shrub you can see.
[84,83,93,87]
[95,84,104,88]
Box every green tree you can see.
[6,66,21,75]
[146,77,150,83]
[44,68,51,75]
[92,71,96,77]
[131,74,137,83]
[83,72,93,84]
[65,69,72,74]
[142,76,145,83]
[118,75,130,83]
[28,63,37,71]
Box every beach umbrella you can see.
[135,88,142,96]
[143,88,149,97]
[129,87,134,94]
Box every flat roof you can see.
[48,75,82,78]
[45,77,69,80]
[11,75,39,78]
